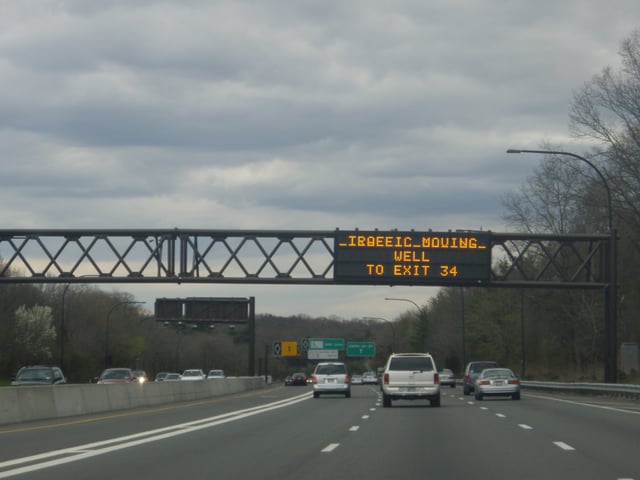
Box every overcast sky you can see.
[1,1,638,320]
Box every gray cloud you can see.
[1,0,638,317]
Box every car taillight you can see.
[345,375,350,384]
[465,374,471,383]
[312,375,317,384]
[434,372,439,384]
[479,380,490,385]
[508,379,520,385]
[383,373,389,384]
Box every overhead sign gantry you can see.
[0,227,617,381]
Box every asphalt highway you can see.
[0,384,638,479]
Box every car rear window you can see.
[483,369,514,378]
[470,362,497,373]
[315,364,346,375]
[388,356,434,371]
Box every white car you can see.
[362,371,378,384]
[439,368,456,388]
[181,369,206,381]
[207,369,225,379]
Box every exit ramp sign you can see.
[347,342,376,357]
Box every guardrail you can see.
[522,381,640,399]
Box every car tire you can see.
[382,394,391,408]
[430,396,441,407]
[476,392,483,401]
[463,386,470,395]
[313,392,319,398]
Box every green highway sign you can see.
[347,342,376,357]
[308,338,345,351]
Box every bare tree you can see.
[570,28,640,237]
[502,147,589,234]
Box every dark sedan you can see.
[11,365,66,386]
[288,372,308,386]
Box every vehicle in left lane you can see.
[11,365,66,386]
[96,368,138,384]
[288,372,308,386]
[181,369,206,381]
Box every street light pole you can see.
[364,316,396,352]
[385,297,426,351]
[60,283,71,370]
[507,148,618,382]
[105,301,145,368]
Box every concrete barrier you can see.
[0,377,268,426]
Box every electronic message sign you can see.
[334,231,491,286]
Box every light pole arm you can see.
[506,149,612,231]
[384,297,422,314]
[506,148,618,383]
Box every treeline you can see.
[425,29,640,382]
[0,278,420,382]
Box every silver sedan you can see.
[474,368,521,400]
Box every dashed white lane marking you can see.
[553,441,575,451]
[370,408,376,411]
[479,407,488,411]
[361,415,370,420]
[518,424,533,430]
[349,426,360,432]
[322,443,340,453]
[496,413,506,418]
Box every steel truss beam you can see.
[0,229,611,288]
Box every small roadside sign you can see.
[308,338,345,351]
[308,349,339,360]
[281,341,298,357]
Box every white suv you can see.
[380,353,440,407]
[312,362,351,398]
